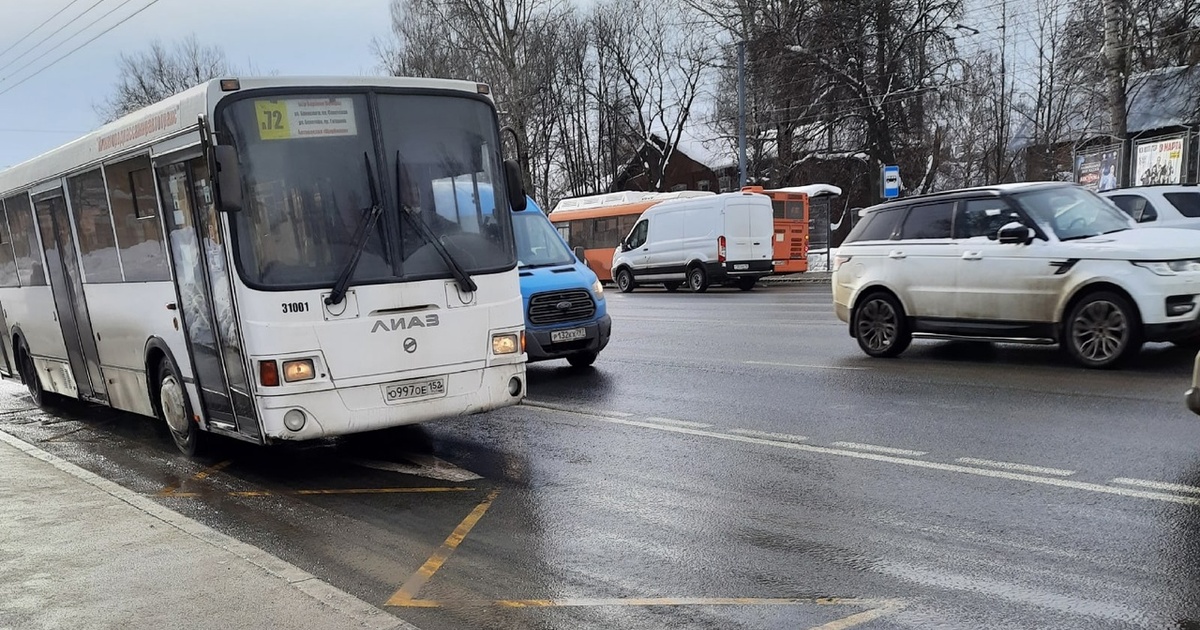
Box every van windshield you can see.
[513,210,575,269]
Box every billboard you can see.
[1073,146,1120,192]
[1134,136,1186,186]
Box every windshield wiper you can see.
[395,151,478,293]
[326,152,384,307]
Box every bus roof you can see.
[547,199,663,222]
[0,75,491,198]
[743,184,843,198]
[550,189,715,213]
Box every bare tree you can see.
[592,0,717,191]
[96,34,235,123]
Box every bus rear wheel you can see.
[157,358,207,457]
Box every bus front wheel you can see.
[157,358,207,457]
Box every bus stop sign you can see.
[882,165,901,199]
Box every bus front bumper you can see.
[256,362,526,440]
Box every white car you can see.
[833,182,1200,369]
[1100,185,1200,228]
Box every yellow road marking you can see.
[164,487,475,498]
[157,460,232,496]
[809,601,905,630]
[389,596,903,610]
[386,489,501,606]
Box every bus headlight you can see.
[492,333,520,355]
[592,279,604,297]
[282,359,315,382]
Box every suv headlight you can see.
[592,278,604,298]
[1133,260,1200,276]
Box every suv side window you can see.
[1109,194,1159,222]
[844,207,905,243]
[1164,192,1200,218]
[956,198,1021,239]
[900,202,954,239]
[626,219,649,249]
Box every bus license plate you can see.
[551,327,587,343]
[384,377,446,404]
[733,263,749,270]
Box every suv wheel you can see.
[1065,291,1141,369]
[853,292,911,358]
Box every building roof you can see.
[1126,65,1200,134]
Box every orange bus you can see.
[740,186,810,274]
[548,191,715,282]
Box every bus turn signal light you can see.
[282,359,315,382]
[259,360,279,387]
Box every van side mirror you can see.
[573,246,586,263]
[213,145,243,213]
[504,160,527,211]
[997,221,1034,245]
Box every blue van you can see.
[513,198,610,367]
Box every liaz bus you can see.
[0,76,531,455]
[547,190,715,282]
[739,185,811,274]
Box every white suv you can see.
[1099,185,1200,228]
[833,182,1200,369]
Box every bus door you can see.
[154,149,262,443]
[31,187,107,401]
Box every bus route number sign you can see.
[255,101,291,140]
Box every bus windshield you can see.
[220,91,515,289]
[512,210,575,269]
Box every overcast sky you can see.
[0,0,393,168]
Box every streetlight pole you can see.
[738,40,747,188]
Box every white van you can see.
[611,192,774,293]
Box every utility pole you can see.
[1103,0,1129,187]
[738,39,747,188]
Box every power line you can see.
[0,0,165,98]
[0,0,144,85]
[0,0,109,75]
[0,0,85,62]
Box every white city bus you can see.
[0,76,530,455]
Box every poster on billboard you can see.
[1134,136,1186,186]
[1073,146,1120,192]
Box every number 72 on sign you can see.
[254,100,291,140]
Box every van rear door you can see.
[723,198,773,263]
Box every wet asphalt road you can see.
[4,282,1200,629]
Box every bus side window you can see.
[67,169,122,283]
[4,193,44,286]
[0,199,18,287]
[104,156,171,282]
[555,222,571,246]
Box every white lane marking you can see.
[955,458,1075,477]
[643,417,713,429]
[1110,477,1200,494]
[347,456,482,482]
[831,442,928,457]
[604,410,635,418]
[728,429,809,443]
[744,361,868,371]
[520,402,1200,506]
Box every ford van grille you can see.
[529,289,596,325]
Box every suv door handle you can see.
[962,251,982,260]
[888,251,906,259]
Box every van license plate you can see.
[384,377,446,404]
[551,327,587,343]
[733,264,749,270]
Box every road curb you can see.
[0,428,419,630]
[760,275,832,285]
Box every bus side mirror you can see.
[574,246,586,263]
[213,145,243,213]
[505,160,527,212]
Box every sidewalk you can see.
[0,431,416,630]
